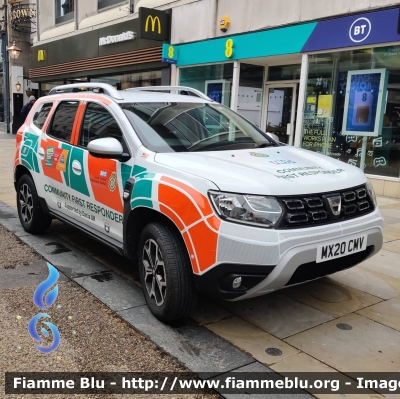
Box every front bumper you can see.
[195,208,384,300]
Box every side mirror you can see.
[87,137,130,161]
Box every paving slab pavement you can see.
[205,316,300,366]
[329,266,400,300]
[284,279,382,318]
[218,292,334,339]
[383,240,400,254]
[285,314,400,373]
[357,296,400,332]
[270,353,384,399]
[383,223,400,242]
[360,249,400,278]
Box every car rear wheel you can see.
[138,222,196,322]
[17,174,52,234]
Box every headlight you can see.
[209,191,283,228]
[366,181,377,208]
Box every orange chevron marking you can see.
[189,221,218,273]
[160,176,213,216]
[182,231,199,274]
[159,184,201,226]
[207,215,221,231]
[159,205,185,231]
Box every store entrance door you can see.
[263,84,297,145]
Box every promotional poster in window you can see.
[343,69,388,137]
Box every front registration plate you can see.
[316,235,367,263]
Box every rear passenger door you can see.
[41,100,81,216]
[70,102,127,242]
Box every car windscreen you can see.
[121,102,279,153]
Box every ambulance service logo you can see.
[108,172,117,192]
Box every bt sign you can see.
[349,17,372,43]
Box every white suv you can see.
[14,83,383,321]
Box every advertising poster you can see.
[205,80,230,106]
[305,96,316,119]
[317,95,333,118]
[207,83,224,103]
[342,68,389,137]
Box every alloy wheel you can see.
[19,183,34,224]
[142,238,167,307]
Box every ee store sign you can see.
[349,17,372,43]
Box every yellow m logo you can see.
[38,50,46,61]
[145,15,161,34]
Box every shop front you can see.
[165,23,314,146]
[297,8,400,189]
[30,7,171,96]
[167,7,400,193]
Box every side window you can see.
[33,102,53,130]
[80,103,123,148]
[48,101,79,142]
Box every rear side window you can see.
[79,103,123,148]
[33,102,53,130]
[48,101,79,142]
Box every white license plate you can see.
[316,235,367,263]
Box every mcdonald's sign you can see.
[37,49,45,62]
[138,7,169,41]
[145,15,161,34]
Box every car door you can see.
[40,100,83,217]
[69,101,129,243]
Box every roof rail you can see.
[48,83,124,100]
[126,86,212,101]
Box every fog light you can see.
[232,277,242,289]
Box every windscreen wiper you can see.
[254,142,275,148]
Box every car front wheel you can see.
[138,222,196,322]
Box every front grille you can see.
[277,184,374,229]
[285,246,374,286]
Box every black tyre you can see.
[138,222,197,322]
[17,174,52,234]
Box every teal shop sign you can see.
[162,43,178,64]
[174,22,317,66]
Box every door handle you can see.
[38,147,45,160]
[72,160,82,175]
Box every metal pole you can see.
[3,0,9,133]
[230,61,240,112]
[360,137,367,172]
[294,53,309,148]
[36,0,40,42]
